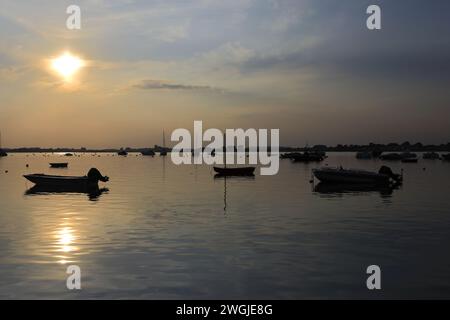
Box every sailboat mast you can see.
[224,131,226,169]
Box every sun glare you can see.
[50,52,85,81]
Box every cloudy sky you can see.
[0,0,449,148]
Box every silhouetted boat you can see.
[291,151,324,162]
[118,150,128,156]
[24,168,109,187]
[213,166,255,176]
[380,153,402,161]
[442,154,450,161]
[313,166,402,185]
[65,153,74,157]
[141,149,155,156]
[356,151,372,159]
[280,152,301,159]
[423,152,440,159]
[401,158,418,163]
[401,152,417,159]
[49,162,68,168]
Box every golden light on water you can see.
[55,226,78,264]
[50,52,85,81]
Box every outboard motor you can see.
[87,168,109,182]
[378,165,402,183]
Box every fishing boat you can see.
[24,168,109,187]
[312,166,402,185]
[50,162,68,168]
[117,150,128,156]
[423,152,440,159]
[213,166,255,176]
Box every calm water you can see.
[1,152,450,299]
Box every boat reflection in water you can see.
[25,185,109,201]
[313,182,399,198]
[214,174,255,212]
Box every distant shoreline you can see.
[2,142,450,153]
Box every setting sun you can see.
[50,52,85,80]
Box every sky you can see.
[0,0,449,148]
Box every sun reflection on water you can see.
[55,225,79,264]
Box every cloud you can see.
[133,79,219,91]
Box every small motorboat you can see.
[312,166,402,186]
[118,150,128,156]
[380,153,402,161]
[49,162,68,168]
[280,152,301,159]
[356,151,372,159]
[291,151,324,163]
[141,149,155,156]
[423,152,440,160]
[401,152,417,159]
[24,168,109,187]
[213,166,256,176]
[401,158,418,163]
[64,153,74,157]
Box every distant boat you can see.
[401,158,418,163]
[65,153,74,157]
[401,152,417,159]
[24,168,109,187]
[141,149,155,156]
[213,166,255,176]
[356,151,372,159]
[0,131,7,157]
[49,162,68,168]
[291,151,324,162]
[423,152,440,160]
[313,166,402,185]
[118,150,128,156]
[442,154,450,161]
[280,152,300,159]
[380,153,402,161]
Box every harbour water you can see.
[1,152,450,299]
